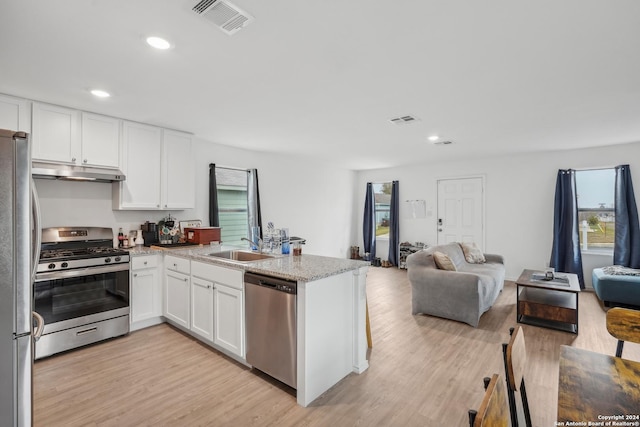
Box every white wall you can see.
[354,141,640,283]
[35,137,356,258]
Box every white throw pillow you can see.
[460,242,486,264]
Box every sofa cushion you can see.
[428,242,466,268]
[460,242,486,264]
[433,251,457,271]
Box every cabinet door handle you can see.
[71,157,76,163]
[83,159,88,164]
[184,278,188,282]
[133,273,138,277]
[143,261,148,265]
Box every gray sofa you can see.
[406,242,505,327]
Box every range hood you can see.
[31,161,126,183]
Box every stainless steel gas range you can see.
[33,227,130,359]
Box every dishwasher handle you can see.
[245,272,297,294]
[259,280,278,288]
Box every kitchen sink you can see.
[206,250,275,262]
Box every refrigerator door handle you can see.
[32,311,45,341]
[31,180,42,282]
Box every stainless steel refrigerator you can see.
[0,129,44,426]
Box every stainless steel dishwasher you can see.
[244,272,297,388]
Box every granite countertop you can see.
[127,245,368,282]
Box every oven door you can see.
[34,263,130,326]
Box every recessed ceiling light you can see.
[146,36,172,50]
[428,135,440,142]
[90,89,111,98]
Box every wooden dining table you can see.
[557,345,640,423]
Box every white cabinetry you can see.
[31,102,120,168]
[0,94,30,132]
[162,130,195,209]
[81,112,120,168]
[191,276,214,341]
[116,121,163,209]
[114,124,194,210]
[191,261,244,358]
[164,255,191,329]
[31,103,80,164]
[214,283,244,357]
[130,254,162,330]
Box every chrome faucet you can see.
[241,237,263,253]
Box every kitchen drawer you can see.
[165,255,190,275]
[131,254,158,270]
[192,261,243,290]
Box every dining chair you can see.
[468,373,510,427]
[606,307,640,357]
[502,326,532,427]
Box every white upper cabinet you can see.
[114,124,194,210]
[162,130,195,210]
[115,121,163,209]
[31,102,120,169]
[81,113,120,168]
[31,102,81,164]
[0,94,30,133]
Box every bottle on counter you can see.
[118,228,124,248]
[281,228,290,255]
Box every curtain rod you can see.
[570,165,621,172]
[211,164,250,173]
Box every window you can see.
[575,169,615,251]
[373,182,392,239]
[215,168,248,246]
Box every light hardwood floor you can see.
[34,267,640,426]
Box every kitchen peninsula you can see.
[129,245,370,407]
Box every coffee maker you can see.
[141,221,159,246]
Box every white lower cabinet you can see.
[191,261,245,359]
[191,276,214,341]
[160,257,245,359]
[130,254,162,329]
[213,283,244,357]
[164,255,191,329]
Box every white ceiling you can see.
[2,0,640,170]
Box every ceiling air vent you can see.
[432,140,453,145]
[192,0,254,35]
[390,115,419,125]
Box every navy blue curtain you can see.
[363,183,376,260]
[388,181,400,266]
[550,169,584,288]
[209,163,219,227]
[614,165,640,268]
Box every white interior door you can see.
[437,177,484,250]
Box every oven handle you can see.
[34,263,130,282]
